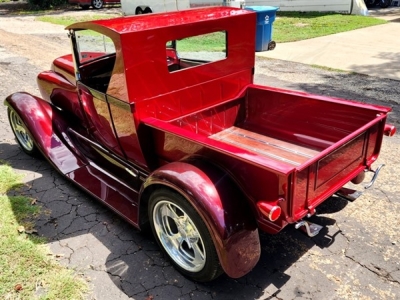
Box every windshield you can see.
[75,30,116,64]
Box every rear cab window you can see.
[166,31,227,72]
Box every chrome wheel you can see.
[153,200,206,272]
[148,189,222,281]
[92,0,103,9]
[8,109,35,153]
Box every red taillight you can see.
[257,201,282,222]
[384,124,396,137]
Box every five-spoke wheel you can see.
[92,0,103,9]
[149,189,222,282]
[8,108,38,156]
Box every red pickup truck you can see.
[4,7,395,282]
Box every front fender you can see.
[140,161,260,278]
[4,92,84,174]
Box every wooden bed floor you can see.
[210,127,320,166]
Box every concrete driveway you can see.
[257,7,400,81]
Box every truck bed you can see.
[144,84,392,227]
[210,126,320,167]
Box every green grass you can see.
[177,32,226,52]
[274,12,387,42]
[36,14,120,26]
[37,11,387,50]
[0,163,88,299]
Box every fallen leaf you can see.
[17,226,25,233]
[14,284,23,292]
[55,253,64,258]
[30,198,37,205]
[145,296,154,300]
[25,229,38,235]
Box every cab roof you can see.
[66,6,253,34]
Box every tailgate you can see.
[291,117,385,221]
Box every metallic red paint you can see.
[384,124,396,136]
[257,201,282,222]
[141,161,260,278]
[5,93,85,174]
[4,7,396,280]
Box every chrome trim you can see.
[67,128,147,179]
[295,220,323,237]
[153,200,206,272]
[364,164,385,189]
[107,95,132,112]
[9,109,34,151]
[89,161,136,193]
[268,206,281,222]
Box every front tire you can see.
[8,108,39,156]
[92,0,103,9]
[148,189,223,282]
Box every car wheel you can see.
[8,108,39,156]
[148,189,223,282]
[143,7,152,14]
[92,0,103,9]
[135,7,143,14]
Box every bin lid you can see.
[244,6,279,12]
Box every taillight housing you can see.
[384,124,396,137]
[257,201,282,222]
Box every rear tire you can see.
[135,7,143,14]
[148,189,223,282]
[143,7,152,14]
[8,108,39,157]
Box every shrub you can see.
[27,0,67,9]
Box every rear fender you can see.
[140,161,260,278]
[4,92,85,174]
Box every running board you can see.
[335,164,385,202]
[295,220,323,237]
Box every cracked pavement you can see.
[1,5,399,300]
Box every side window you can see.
[166,31,227,72]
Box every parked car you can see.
[68,0,120,9]
[5,7,395,282]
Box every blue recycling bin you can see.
[245,6,279,52]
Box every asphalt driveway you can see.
[0,3,399,299]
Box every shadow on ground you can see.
[2,140,349,300]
